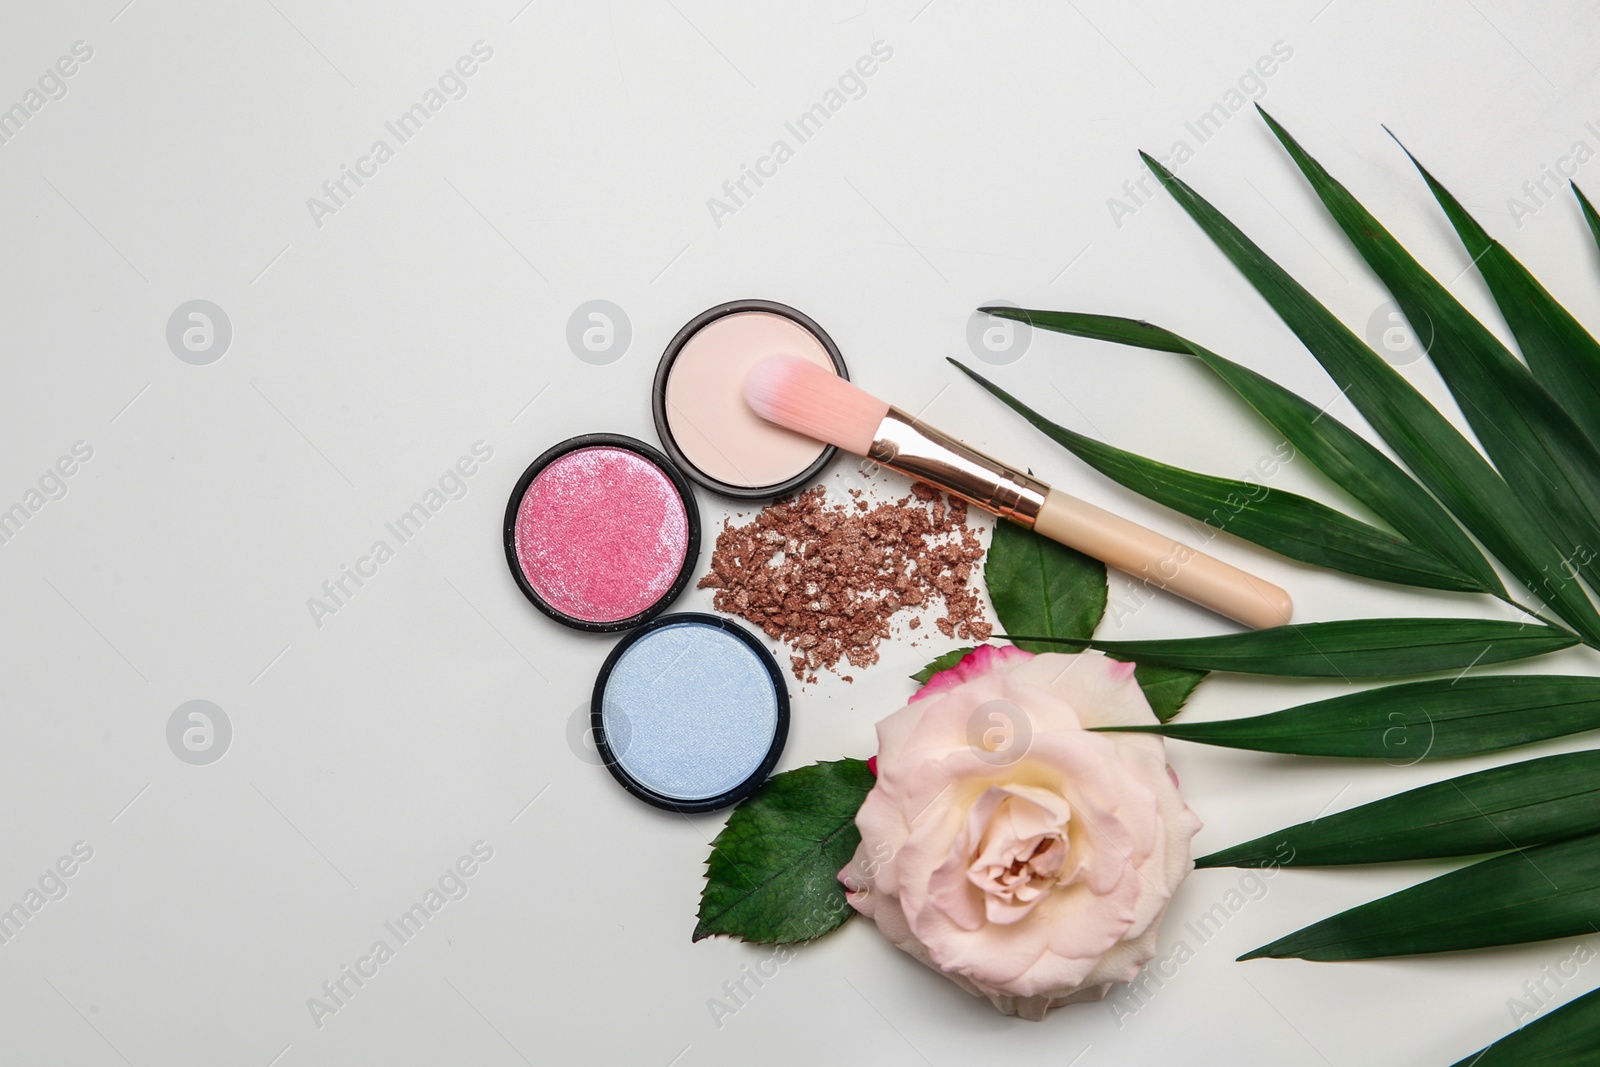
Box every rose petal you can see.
[911,643,1035,703]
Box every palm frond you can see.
[1108,675,1600,761]
[1196,749,1600,866]
[967,109,1600,1062]
[1262,112,1600,603]
[1577,182,1600,256]
[1393,139,1600,454]
[952,358,1486,592]
[967,312,1505,596]
[1140,144,1600,644]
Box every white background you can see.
[3,1,1600,1064]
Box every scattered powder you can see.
[698,482,991,682]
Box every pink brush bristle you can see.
[743,356,889,457]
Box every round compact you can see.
[653,299,849,499]
[504,434,699,632]
[591,613,788,812]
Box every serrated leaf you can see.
[953,359,1486,594]
[985,519,1106,652]
[1198,749,1600,868]
[1132,663,1206,722]
[1264,114,1600,604]
[1003,617,1578,677]
[694,759,874,945]
[983,516,1202,717]
[1400,145,1600,456]
[1142,128,1600,647]
[1451,984,1600,1067]
[911,646,974,684]
[1111,674,1600,761]
[975,311,1503,597]
[1576,182,1600,260]
[1241,829,1600,961]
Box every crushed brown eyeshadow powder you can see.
[698,482,992,682]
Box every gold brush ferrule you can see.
[867,407,1049,525]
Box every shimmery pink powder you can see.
[514,446,689,623]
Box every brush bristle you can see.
[743,357,889,457]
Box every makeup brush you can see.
[744,356,1293,629]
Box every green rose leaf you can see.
[921,523,1203,718]
[985,519,1106,652]
[911,646,974,683]
[694,759,874,945]
[1131,663,1206,722]
[911,654,1201,723]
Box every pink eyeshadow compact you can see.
[504,434,700,632]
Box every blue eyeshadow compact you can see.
[591,613,789,813]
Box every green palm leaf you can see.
[1241,829,1600,961]
[1451,985,1600,1067]
[969,312,1503,596]
[951,359,1483,592]
[1393,142,1600,454]
[1106,675,1600,760]
[1197,749,1600,867]
[1004,117,1600,1064]
[1002,618,1576,677]
[1261,112,1600,602]
[1577,182,1600,255]
[1141,143,1600,646]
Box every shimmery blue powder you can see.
[601,621,779,801]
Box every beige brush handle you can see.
[1032,488,1293,629]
